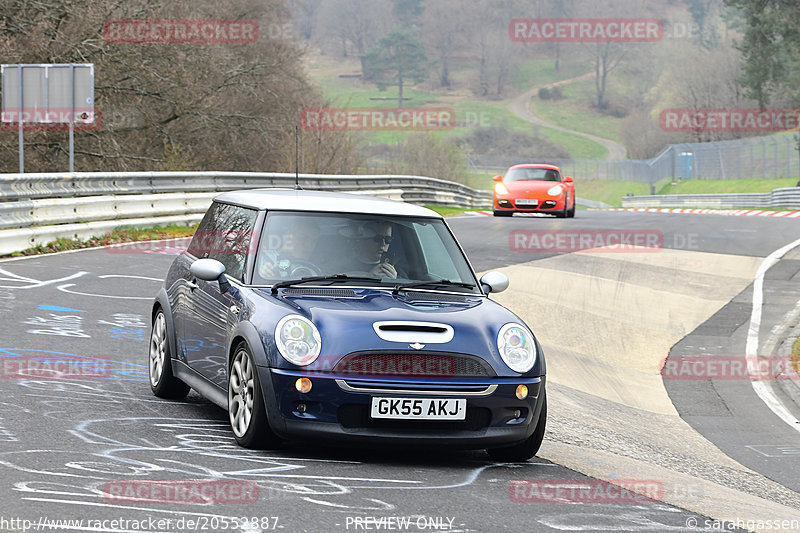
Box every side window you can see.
[187,202,258,283]
[187,203,222,258]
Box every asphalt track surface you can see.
[0,209,797,532]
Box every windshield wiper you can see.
[392,279,476,295]
[271,275,383,294]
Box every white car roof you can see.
[214,188,441,218]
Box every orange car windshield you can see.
[505,168,561,182]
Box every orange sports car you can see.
[492,164,575,218]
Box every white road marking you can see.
[56,283,152,300]
[0,267,87,289]
[746,236,800,433]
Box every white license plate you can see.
[515,199,538,206]
[370,397,466,420]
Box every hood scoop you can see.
[372,321,454,344]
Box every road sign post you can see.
[1,64,94,173]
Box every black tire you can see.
[493,210,513,217]
[555,200,568,218]
[149,310,191,399]
[487,392,547,462]
[567,196,576,218]
[228,342,281,449]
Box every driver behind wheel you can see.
[339,220,399,279]
[258,218,320,279]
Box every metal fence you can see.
[467,134,800,183]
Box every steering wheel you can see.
[288,259,321,278]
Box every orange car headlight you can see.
[494,182,509,195]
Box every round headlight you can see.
[275,315,321,366]
[547,185,563,196]
[497,323,536,373]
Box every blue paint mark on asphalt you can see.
[37,304,87,313]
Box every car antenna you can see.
[294,125,302,190]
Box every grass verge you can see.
[574,179,665,207]
[424,205,476,217]
[527,79,624,145]
[9,224,198,257]
[793,336,800,375]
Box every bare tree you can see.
[0,0,361,173]
[421,1,468,87]
[465,0,522,98]
[314,0,391,57]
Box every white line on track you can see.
[746,236,800,433]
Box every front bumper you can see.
[494,196,565,212]
[257,366,545,448]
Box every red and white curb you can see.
[593,208,800,217]
[465,208,800,217]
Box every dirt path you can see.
[508,72,628,160]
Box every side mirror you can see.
[564,176,573,183]
[480,271,509,294]
[190,258,230,293]
[492,175,503,182]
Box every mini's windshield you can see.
[505,167,561,182]
[252,212,479,292]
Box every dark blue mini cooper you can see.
[149,189,546,460]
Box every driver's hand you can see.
[370,261,397,279]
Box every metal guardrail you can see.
[0,171,492,203]
[621,187,800,209]
[0,172,492,256]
